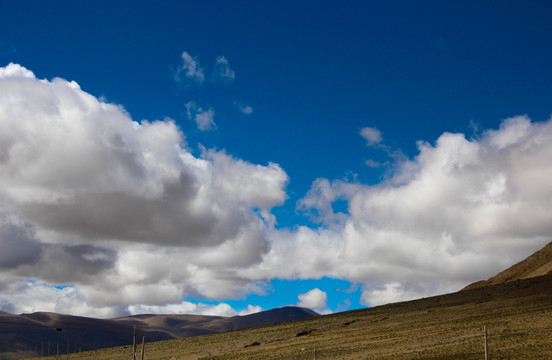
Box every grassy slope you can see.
[25,273,552,360]
[464,241,552,290]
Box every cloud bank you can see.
[0,63,286,316]
[1,63,551,316]
[247,115,552,305]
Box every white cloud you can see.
[185,101,216,131]
[3,63,552,316]
[211,56,235,84]
[360,282,450,307]
[0,62,34,78]
[297,288,327,310]
[128,302,261,317]
[360,127,383,146]
[0,280,123,318]
[244,115,552,306]
[0,64,289,316]
[234,101,254,115]
[296,178,359,226]
[173,51,205,86]
[364,159,385,168]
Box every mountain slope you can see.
[0,306,317,359]
[23,273,552,359]
[463,241,552,290]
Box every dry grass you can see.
[464,241,552,290]
[24,274,552,360]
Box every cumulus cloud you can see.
[173,51,205,87]
[0,62,33,78]
[211,56,235,84]
[185,101,216,131]
[0,216,42,269]
[296,178,359,227]
[0,280,123,318]
[244,114,552,306]
[297,288,327,310]
[0,63,288,316]
[3,63,552,316]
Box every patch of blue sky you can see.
[186,278,364,314]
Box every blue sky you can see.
[1,1,552,317]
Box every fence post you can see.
[313,347,317,360]
[132,326,137,360]
[484,326,488,360]
[140,336,145,360]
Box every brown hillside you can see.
[463,241,552,290]
[24,273,552,360]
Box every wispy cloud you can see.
[360,126,382,146]
[211,56,235,84]
[234,101,254,115]
[173,51,205,87]
[360,126,407,169]
[185,101,216,131]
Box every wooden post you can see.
[484,326,488,360]
[132,326,137,360]
[313,347,317,360]
[140,336,145,360]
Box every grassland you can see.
[24,273,552,360]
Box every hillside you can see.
[24,273,552,359]
[463,241,552,290]
[0,307,316,359]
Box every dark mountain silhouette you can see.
[0,306,317,359]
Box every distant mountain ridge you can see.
[463,241,552,290]
[0,306,317,359]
